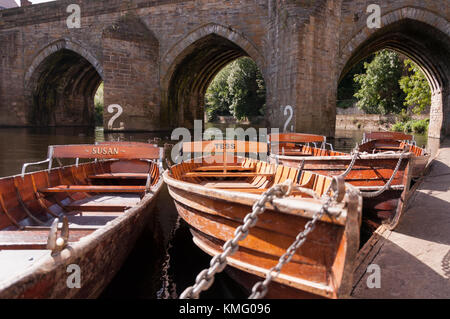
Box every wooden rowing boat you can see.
[164,140,362,299]
[0,142,164,298]
[269,132,430,235]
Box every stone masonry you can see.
[0,0,448,139]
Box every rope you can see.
[295,160,305,184]
[339,150,360,178]
[360,151,407,198]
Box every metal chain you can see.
[179,179,294,299]
[248,189,336,299]
[360,150,407,198]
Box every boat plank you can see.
[88,173,149,179]
[193,165,254,172]
[175,202,338,266]
[183,172,273,178]
[0,229,94,250]
[38,185,146,193]
[65,194,140,211]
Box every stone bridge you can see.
[0,0,449,140]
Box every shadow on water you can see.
[99,185,247,299]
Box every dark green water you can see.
[0,125,429,298]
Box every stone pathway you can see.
[351,139,450,298]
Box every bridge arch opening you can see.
[338,18,450,143]
[162,32,265,129]
[26,48,103,127]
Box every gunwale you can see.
[164,169,348,225]
[268,135,431,231]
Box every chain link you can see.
[179,175,346,299]
[248,189,336,299]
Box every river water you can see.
[0,126,429,298]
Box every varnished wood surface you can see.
[363,131,414,142]
[51,143,162,160]
[39,185,147,193]
[269,138,429,230]
[269,133,326,143]
[87,173,149,179]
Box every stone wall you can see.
[0,0,448,139]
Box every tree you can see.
[94,82,104,125]
[205,57,266,121]
[399,59,431,115]
[227,57,266,120]
[354,50,405,114]
[205,67,232,121]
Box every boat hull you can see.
[164,164,362,299]
[0,157,164,299]
[0,182,162,298]
[269,153,416,230]
[192,229,326,299]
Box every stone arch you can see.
[160,23,265,129]
[24,39,103,126]
[161,23,265,90]
[25,38,103,89]
[338,7,450,140]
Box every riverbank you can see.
[336,113,428,132]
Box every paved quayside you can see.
[351,139,450,298]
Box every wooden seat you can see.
[183,172,273,178]
[364,131,413,142]
[275,151,313,156]
[201,181,259,189]
[0,229,94,250]
[87,173,149,180]
[64,194,140,211]
[38,185,146,193]
[193,165,255,172]
[269,133,326,144]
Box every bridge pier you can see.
[102,13,160,132]
[0,0,448,140]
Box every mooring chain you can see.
[360,150,407,198]
[179,180,294,299]
[340,149,360,178]
[248,188,338,299]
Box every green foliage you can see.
[336,99,355,109]
[411,118,429,134]
[398,109,411,122]
[205,57,266,121]
[391,121,405,132]
[94,82,104,126]
[337,55,373,108]
[391,118,429,134]
[354,50,405,114]
[399,59,431,115]
[204,67,232,121]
